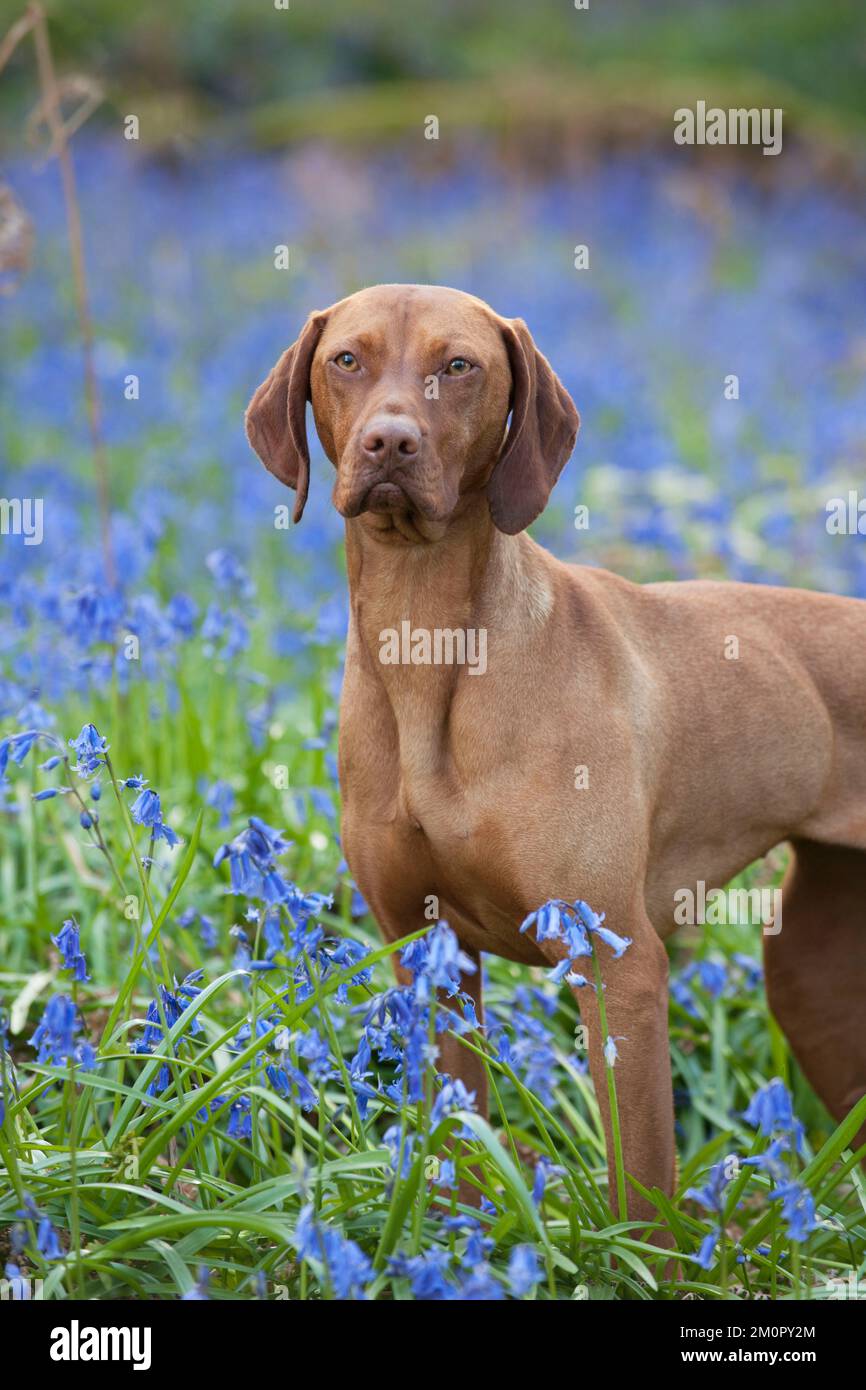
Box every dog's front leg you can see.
[539,919,675,1235]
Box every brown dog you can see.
[247,283,866,1228]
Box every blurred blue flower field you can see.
[1,133,865,1299]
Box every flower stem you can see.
[590,942,628,1222]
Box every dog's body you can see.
[248,284,866,1226]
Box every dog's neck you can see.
[344,494,553,704]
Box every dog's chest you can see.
[340,697,503,892]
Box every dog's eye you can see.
[445,357,473,376]
[334,351,360,372]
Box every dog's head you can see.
[245,284,579,542]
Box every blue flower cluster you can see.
[688,1077,817,1270]
[519,897,632,986]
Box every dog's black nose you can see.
[360,415,421,466]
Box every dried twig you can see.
[1,3,115,583]
[28,73,104,164]
[0,6,35,74]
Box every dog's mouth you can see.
[338,473,436,520]
[335,475,413,520]
[362,484,448,542]
[332,452,458,542]
[334,475,449,543]
[363,481,410,514]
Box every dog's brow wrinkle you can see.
[398,294,411,354]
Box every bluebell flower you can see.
[206,548,255,598]
[520,897,631,982]
[201,602,249,659]
[177,908,217,949]
[521,900,569,945]
[309,787,336,822]
[508,1244,542,1296]
[204,779,235,828]
[15,1195,65,1261]
[670,974,699,1018]
[463,1229,494,1267]
[437,1158,457,1190]
[230,1015,272,1058]
[68,724,108,778]
[266,1057,318,1112]
[294,1204,372,1300]
[696,959,727,999]
[213,816,294,902]
[226,1095,253,1139]
[130,788,161,826]
[442,1212,481,1233]
[457,1265,504,1300]
[586,922,632,959]
[348,1036,377,1121]
[401,921,476,1004]
[167,593,198,638]
[685,1160,730,1214]
[383,1123,416,1178]
[490,990,564,1106]
[692,1227,721,1270]
[1,729,40,772]
[431,1076,477,1126]
[531,1156,564,1206]
[771,1180,817,1242]
[733,953,763,988]
[743,1078,803,1148]
[10,1189,63,1267]
[181,1267,210,1300]
[51,918,89,982]
[389,1249,454,1299]
[129,786,179,845]
[741,1136,792,1184]
[295,1028,336,1084]
[131,972,203,1094]
[327,936,373,998]
[37,1216,64,1260]
[30,994,95,1069]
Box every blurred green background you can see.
[1,0,865,152]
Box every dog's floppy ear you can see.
[245,312,326,524]
[486,318,580,535]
